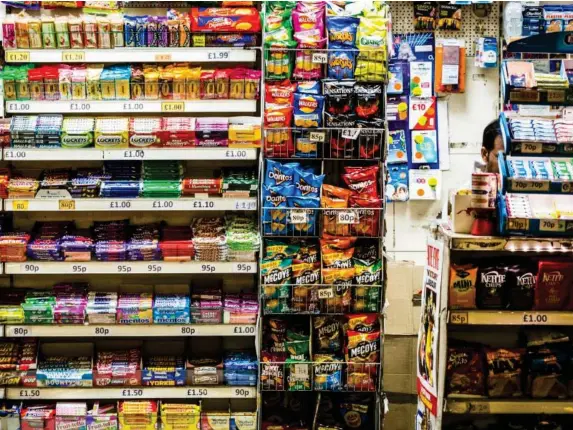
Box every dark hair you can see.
[482,119,501,152]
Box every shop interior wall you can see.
[384,3,501,429]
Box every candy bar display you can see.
[2,64,262,101]
[9,115,261,149]
[260,315,380,392]
[3,6,261,50]
[94,348,141,387]
[0,339,38,385]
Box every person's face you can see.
[481,135,504,173]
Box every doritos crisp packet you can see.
[321,184,353,236]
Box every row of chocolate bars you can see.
[0,164,257,200]
[0,217,259,263]
[1,402,257,430]
[0,339,256,388]
[0,283,257,325]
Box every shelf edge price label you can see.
[94,327,110,336]
[521,142,543,154]
[510,89,540,103]
[540,219,565,233]
[62,51,85,62]
[508,218,529,231]
[7,102,30,112]
[511,179,549,192]
[121,389,143,397]
[155,53,172,61]
[318,287,334,299]
[10,327,29,336]
[22,263,40,273]
[547,90,565,103]
[225,149,248,159]
[522,313,549,325]
[341,128,360,140]
[201,264,216,273]
[12,200,29,211]
[59,200,76,211]
[309,131,326,143]
[311,52,327,63]
[233,326,256,334]
[19,389,40,398]
[187,388,208,397]
[337,210,358,224]
[6,51,30,62]
[70,102,91,112]
[290,210,308,224]
[207,50,230,60]
[161,102,185,113]
[234,263,253,273]
[5,150,27,159]
[234,388,252,397]
[468,402,490,414]
[449,312,468,325]
[562,182,573,193]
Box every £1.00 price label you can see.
[523,313,549,325]
[162,102,185,112]
[337,211,358,224]
[225,150,248,159]
[234,326,256,334]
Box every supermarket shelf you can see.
[6,99,258,114]
[4,324,256,337]
[6,386,256,400]
[4,48,257,64]
[445,398,573,414]
[499,154,573,194]
[440,226,573,252]
[4,261,257,275]
[4,198,257,212]
[449,310,573,326]
[3,147,258,161]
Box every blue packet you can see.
[287,196,319,236]
[265,160,298,188]
[294,93,325,128]
[297,81,322,95]
[386,165,409,202]
[327,16,359,48]
[293,167,324,198]
[328,50,357,80]
[135,16,148,47]
[124,16,137,47]
[387,128,408,164]
[388,63,405,95]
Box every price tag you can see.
[233,326,256,334]
[290,210,308,224]
[109,201,131,210]
[59,200,76,211]
[62,51,85,62]
[311,52,328,63]
[510,179,550,192]
[12,200,29,211]
[521,142,543,154]
[562,182,573,193]
[234,263,253,273]
[187,388,208,397]
[522,313,549,325]
[225,149,248,159]
[19,389,40,398]
[234,388,252,397]
[94,327,110,335]
[547,90,565,103]
[337,211,358,224]
[152,200,174,209]
[539,219,565,233]
[5,51,30,62]
[341,128,360,140]
[121,389,143,397]
[234,200,257,210]
[318,288,334,299]
[161,102,185,113]
[70,102,91,112]
[201,264,216,273]
[123,150,145,159]
[7,102,30,112]
[4,150,27,159]
[309,131,326,143]
[155,53,172,61]
[9,327,29,336]
[508,218,530,231]
[207,50,230,60]
[449,312,468,325]
[468,402,490,414]
[510,90,540,103]
[193,200,215,209]
[22,263,40,273]
[122,102,144,111]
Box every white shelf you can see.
[6,99,258,114]
[5,198,257,212]
[5,48,257,64]
[446,398,573,414]
[4,261,257,275]
[4,324,256,337]
[3,147,258,161]
[449,310,573,326]
[7,386,255,400]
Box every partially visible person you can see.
[481,119,504,173]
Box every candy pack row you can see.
[509,117,573,144]
[506,157,573,181]
[447,331,573,400]
[449,260,573,311]
[3,64,262,102]
[3,6,261,50]
[0,339,257,388]
[9,116,262,149]
[261,314,380,392]
[505,193,573,220]
[262,238,382,315]
[264,2,389,82]
[7,401,258,430]
[0,217,260,263]
[0,283,258,325]
[264,80,384,159]
[262,160,382,237]
[4,164,257,199]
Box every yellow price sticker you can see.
[62,51,85,62]
[161,102,185,113]
[5,51,30,62]
[12,200,29,211]
[59,200,76,211]
[155,54,172,61]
